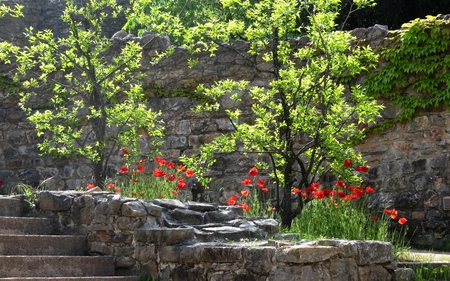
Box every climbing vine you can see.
[364,15,450,130]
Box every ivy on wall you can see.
[364,15,450,130]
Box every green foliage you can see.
[364,15,450,131]
[414,263,450,281]
[288,198,388,241]
[10,0,164,186]
[142,0,382,228]
[0,2,22,64]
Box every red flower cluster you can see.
[383,208,408,225]
[152,156,194,193]
[226,167,275,212]
[293,181,374,202]
[240,167,268,193]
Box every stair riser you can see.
[0,235,87,255]
[0,256,116,278]
[0,217,54,235]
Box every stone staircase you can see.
[0,196,140,281]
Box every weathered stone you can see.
[358,265,392,281]
[356,240,394,265]
[88,230,133,245]
[122,201,147,217]
[268,265,303,281]
[143,201,164,217]
[243,246,275,273]
[151,199,186,209]
[275,245,340,264]
[169,208,204,225]
[159,245,202,263]
[185,201,217,212]
[393,268,415,281]
[37,191,74,211]
[327,258,358,281]
[134,228,195,245]
[135,244,157,262]
[90,242,114,255]
[94,196,124,215]
[201,245,243,263]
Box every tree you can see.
[128,0,382,228]
[10,0,163,188]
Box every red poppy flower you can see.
[132,179,139,183]
[86,183,95,190]
[227,195,238,205]
[355,166,369,173]
[335,180,346,188]
[167,161,175,169]
[136,165,145,173]
[171,190,179,195]
[121,148,130,156]
[120,166,129,174]
[155,156,166,166]
[292,188,301,194]
[139,193,144,197]
[152,168,166,178]
[338,191,346,198]
[132,192,136,197]
[344,159,352,167]
[261,187,269,193]
[257,178,266,187]
[167,174,176,181]
[138,159,145,165]
[384,209,398,219]
[348,185,357,191]
[0,180,3,186]
[241,190,249,197]
[268,206,276,211]
[353,188,364,197]
[311,182,320,188]
[398,218,408,225]
[241,178,253,186]
[115,187,121,194]
[185,169,194,177]
[365,186,375,193]
[177,165,186,172]
[177,178,187,188]
[323,188,331,197]
[238,203,250,212]
[372,216,378,221]
[107,183,115,189]
[248,167,258,177]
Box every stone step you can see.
[0,234,87,255]
[0,217,54,235]
[0,277,140,281]
[0,256,117,278]
[0,196,27,217]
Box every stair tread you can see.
[0,256,116,278]
[0,234,87,255]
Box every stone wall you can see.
[28,190,410,281]
[1,0,450,249]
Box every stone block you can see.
[169,208,204,225]
[88,230,133,245]
[159,245,201,263]
[275,245,340,264]
[201,245,243,263]
[134,228,195,245]
[358,265,392,281]
[122,201,147,217]
[135,244,157,262]
[243,246,275,273]
[37,191,74,211]
[327,257,358,281]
